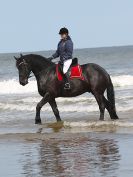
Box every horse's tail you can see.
[107,76,116,110]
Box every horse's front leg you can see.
[35,92,49,124]
[49,99,62,122]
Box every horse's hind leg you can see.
[93,92,105,120]
[103,96,119,120]
[35,92,49,124]
[49,99,61,122]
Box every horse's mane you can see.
[24,54,54,67]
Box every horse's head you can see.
[15,54,31,86]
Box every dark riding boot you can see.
[64,72,71,90]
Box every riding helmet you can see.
[59,27,69,34]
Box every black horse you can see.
[15,54,119,124]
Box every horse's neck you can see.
[30,58,53,78]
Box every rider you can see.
[48,27,73,90]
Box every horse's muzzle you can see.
[20,79,28,86]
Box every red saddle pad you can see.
[56,64,84,81]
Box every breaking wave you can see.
[0,99,133,112]
[0,74,133,94]
[0,79,37,94]
[112,75,133,87]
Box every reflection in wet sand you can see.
[21,135,120,177]
[97,139,120,177]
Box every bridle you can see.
[18,59,32,78]
[18,59,28,67]
[18,59,51,79]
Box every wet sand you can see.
[0,113,133,177]
[0,130,133,177]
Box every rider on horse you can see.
[48,27,73,90]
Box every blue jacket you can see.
[52,36,73,63]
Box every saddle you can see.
[56,58,84,81]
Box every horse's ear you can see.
[20,53,23,57]
[14,56,18,60]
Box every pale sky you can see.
[0,0,133,53]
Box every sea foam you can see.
[0,74,133,94]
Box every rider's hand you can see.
[47,57,54,61]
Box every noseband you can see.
[18,59,32,78]
[18,59,28,66]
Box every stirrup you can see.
[64,83,71,90]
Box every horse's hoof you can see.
[57,119,62,122]
[35,122,42,125]
[111,117,119,120]
[35,119,42,124]
[99,118,104,121]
